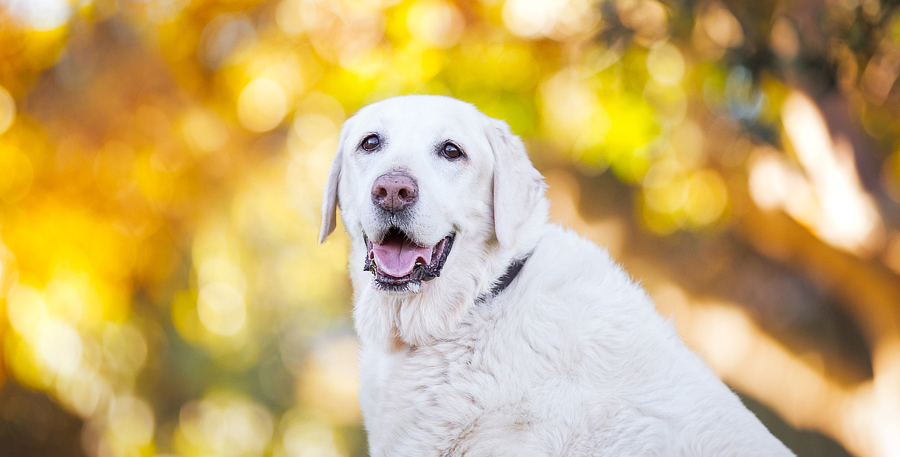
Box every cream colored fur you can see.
[320,95,794,456]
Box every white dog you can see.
[319,95,794,456]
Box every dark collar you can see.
[475,252,532,305]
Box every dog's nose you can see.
[372,173,418,213]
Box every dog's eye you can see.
[441,142,464,160]
[361,134,381,151]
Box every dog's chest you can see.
[361,329,551,456]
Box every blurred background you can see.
[0,0,898,456]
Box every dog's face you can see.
[319,95,545,344]
[328,96,495,293]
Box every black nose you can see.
[371,172,418,213]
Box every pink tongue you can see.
[372,237,432,277]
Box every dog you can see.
[319,95,794,456]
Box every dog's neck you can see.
[474,252,531,305]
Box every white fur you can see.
[320,95,794,456]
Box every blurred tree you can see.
[0,0,898,456]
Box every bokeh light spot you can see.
[183,108,230,154]
[7,284,47,341]
[503,0,598,40]
[281,420,342,457]
[198,282,247,336]
[647,43,685,86]
[503,0,555,39]
[619,0,670,45]
[198,257,248,295]
[1,0,72,31]
[701,1,744,49]
[38,319,83,375]
[684,169,728,227]
[276,0,305,36]
[108,395,156,446]
[290,113,339,152]
[406,0,464,48]
[103,323,149,376]
[238,78,288,132]
[0,85,15,134]
[770,16,799,61]
[299,334,360,424]
[0,145,34,203]
[199,14,257,70]
[178,392,274,456]
[59,369,109,417]
[44,277,85,325]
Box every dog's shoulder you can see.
[497,224,794,456]
[474,224,683,388]
[508,224,663,326]
[501,225,735,397]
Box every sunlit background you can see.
[0,0,898,456]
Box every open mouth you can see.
[364,228,454,290]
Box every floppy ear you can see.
[318,129,347,244]
[485,119,545,249]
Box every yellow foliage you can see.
[0,1,895,456]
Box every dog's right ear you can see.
[485,118,545,249]
[318,125,349,244]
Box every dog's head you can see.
[319,95,546,345]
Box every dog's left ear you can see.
[318,147,341,244]
[485,118,545,249]
[319,122,352,244]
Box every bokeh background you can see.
[0,0,899,456]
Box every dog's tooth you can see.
[364,255,378,276]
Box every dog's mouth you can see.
[363,228,454,290]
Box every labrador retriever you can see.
[319,95,794,456]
